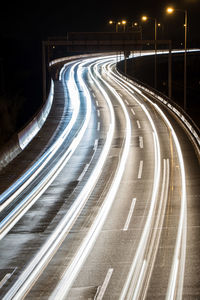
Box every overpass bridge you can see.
[43,32,172,99]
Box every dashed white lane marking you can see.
[136,120,141,129]
[78,164,89,181]
[131,108,135,116]
[93,139,98,151]
[125,99,129,105]
[139,136,143,148]
[95,268,114,300]
[123,198,136,231]
[138,160,143,179]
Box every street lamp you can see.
[142,15,158,89]
[122,20,127,32]
[132,22,143,40]
[109,20,119,32]
[109,20,126,32]
[166,6,188,111]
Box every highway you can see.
[0,54,199,299]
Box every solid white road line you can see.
[123,198,136,231]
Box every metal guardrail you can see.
[117,66,200,152]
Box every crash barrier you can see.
[0,80,54,170]
[0,52,109,171]
[117,66,200,153]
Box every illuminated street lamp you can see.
[132,22,143,39]
[142,16,148,22]
[166,7,174,14]
[122,20,127,32]
[109,20,125,32]
[166,6,188,111]
[142,15,158,89]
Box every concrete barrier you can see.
[0,80,54,170]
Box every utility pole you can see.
[154,18,157,90]
[168,41,172,98]
[184,9,187,111]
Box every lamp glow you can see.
[166,7,174,14]
[142,16,148,21]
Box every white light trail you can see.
[49,56,131,299]
[0,61,85,239]
[0,60,80,213]
[2,58,96,299]
[105,62,165,299]
[152,103,187,300]
[110,62,187,298]
[3,56,117,300]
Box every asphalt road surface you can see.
[0,54,199,299]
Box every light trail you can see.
[1,52,190,299]
[2,56,116,300]
[2,58,96,299]
[0,60,85,240]
[49,56,132,299]
[0,61,79,210]
[152,103,187,300]
[112,63,187,298]
[119,103,162,300]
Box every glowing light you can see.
[142,16,148,21]
[166,7,174,14]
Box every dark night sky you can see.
[0,0,199,135]
[0,0,200,102]
[0,0,200,40]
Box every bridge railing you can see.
[117,65,200,153]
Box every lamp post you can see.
[142,15,158,89]
[122,20,127,32]
[132,22,143,40]
[109,20,122,32]
[166,7,188,111]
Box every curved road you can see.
[0,54,199,300]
